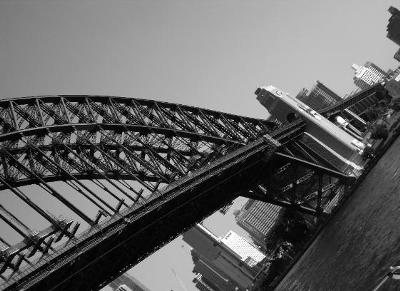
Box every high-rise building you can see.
[351,62,387,90]
[183,224,267,291]
[387,6,400,46]
[109,273,150,291]
[235,200,281,249]
[295,81,342,111]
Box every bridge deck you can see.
[3,137,279,291]
[275,126,400,290]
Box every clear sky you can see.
[0,1,399,290]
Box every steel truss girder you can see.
[0,119,344,286]
[321,84,390,134]
[0,90,369,289]
[0,129,236,190]
[0,95,280,286]
[243,150,351,216]
[274,152,356,181]
[242,133,356,216]
[3,137,279,291]
[0,95,275,144]
[321,83,387,117]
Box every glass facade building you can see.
[351,62,387,90]
[295,81,342,111]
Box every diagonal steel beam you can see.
[274,152,356,181]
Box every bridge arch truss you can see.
[0,87,386,290]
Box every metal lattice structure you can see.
[0,95,278,289]
[0,95,278,188]
[0,86,387,290]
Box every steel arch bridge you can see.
[0,85,387,290]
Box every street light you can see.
[373,266,400,291]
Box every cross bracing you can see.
[0,86,387,290]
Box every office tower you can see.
[235,200,281,249]
[183,224,267,291]
[387,6,400,46]
[109,273,150,291]
[295,81,342,111]
[351,62,387,90]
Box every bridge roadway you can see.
[3,118,350,291]
[4,135,282,291]
[276,122,400,290]
[0,85,386,290]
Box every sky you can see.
[0,1,399,290]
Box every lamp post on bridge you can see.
[372,265,400,291]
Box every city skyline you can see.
[0,1,399,290]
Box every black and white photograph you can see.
[0,1,399,290]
